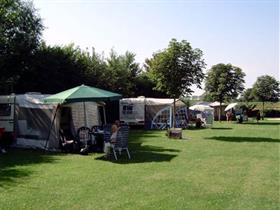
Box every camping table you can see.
[89,130,104,152]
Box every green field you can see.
[0,121,279,210]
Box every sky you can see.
[32,0,279,95]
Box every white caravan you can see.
[120,97,188,129]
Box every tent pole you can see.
[44,104,60,150]
[83,101,87,127]
[103,105,106,125]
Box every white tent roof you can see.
[189,104,213,112]
[121,97,180,105]
[225,103,238,111]
[209,101,226,107]
[16,94,54,109]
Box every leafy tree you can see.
[105,50,141,97]
[15,43,106,93]
[134,72,168,97]
[240,88,254,102]
[251,75,280,119]
[201,91,214,102]
[204,63,245,121]
[15,44,80,93]
[147,39,206,127]
[0,0,43,93]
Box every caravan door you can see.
[0,95,15,134]
[120,98,145,125]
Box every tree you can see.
[106,50,141,97]
[251,75,280,119]
[0,0,43,93]
[240,88,254,102]
[15,43,107,93]
[201,91,214,102]
[204,63,245,121]
[134,72,168,98]
[147,39,206,127]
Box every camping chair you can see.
[59,129,75,153]
[77,126,92,148]
[111,125,131,160]
[103,124,112,143]
[91,125,103,133]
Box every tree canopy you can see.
[146,38,206,127]
[147,39,206,98]
[205,63,245,102]
[0,0,43,93]
[204,63,245,120]
[240,88,255,102]
[251,75,280,103]
[251,75,280,119]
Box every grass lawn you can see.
[0,120,279,210]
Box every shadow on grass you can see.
[185,127,206,130]
[96,132,180,164]
[0,149,58,188]
[211,127,233,130]
[243,122,280,125]
[206,136,280,143]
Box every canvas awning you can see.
[43,84,121,104]
[189,104,213,112]
[43,85,122,149]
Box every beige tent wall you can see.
[67,102,103,131]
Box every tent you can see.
[209,101,227,121]
[0,93,108,150]
[0,93,59,149]
[189,104,214,126]
[43,85,122,149]
[189,104,213,112]
[119,97,188,129]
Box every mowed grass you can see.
[0,121,279,210]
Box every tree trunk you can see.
[262,101,264,120]
[219,101,222,122]
[173,98,176,128]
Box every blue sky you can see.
[33,0,279,95]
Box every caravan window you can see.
[0,104,11,116]
[122,105,133,115]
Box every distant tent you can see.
[120,97,188,129]
[189,104,214,126]
[209,101,227,121]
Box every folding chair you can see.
[111,126,131,160]
[77,127,92,154]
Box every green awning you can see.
[43,84,122,104]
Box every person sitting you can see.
[59,129,75,153]
[104,124,118,158]
[114,120,122,130]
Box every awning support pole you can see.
[44,104,60,150]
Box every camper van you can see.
[0,94,16,142]
[120,97,188,129]
[0,93,106,150]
